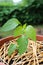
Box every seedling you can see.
[8,25,36,56]
[0,18,36,56]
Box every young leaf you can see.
[14,24,27,37]
[23,24,27,30]
[14,26,23,37]
[8,43,17,56]
[1,18,20,32]
[24,25,36,41]
[22,24,27,33]
[17,35,28,55]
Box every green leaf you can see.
[0,30,14,38]
[14,24,27,37]
[8,43,17,56]
[1,18,20,32]
[14,26,23,37]
[22,24,27,31]
[24,25,36,41]
[17,35,28,55]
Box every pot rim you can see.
[0,35,43,47]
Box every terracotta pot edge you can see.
[0,35,43,47]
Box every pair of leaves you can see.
[8,35,28,56]
[8,25,36,56]
[1,18,20,32]
[14,24,26,37]
[14,25,36,41]
[16,25,36,55]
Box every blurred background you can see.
[0,0,43,38]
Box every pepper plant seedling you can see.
[8,24,36,56]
